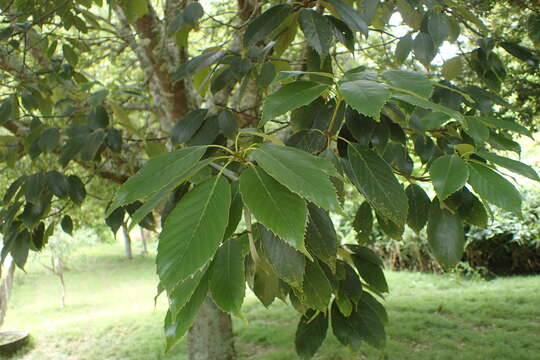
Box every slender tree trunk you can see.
[187,298,236,360]
[122,224,133,260]
[0,256,16,328]
[140,227,148,255]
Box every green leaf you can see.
[38,128,60,153]
[447,188,488,228]
[174,50,226,80]
[251,144,339,211]
[120,0,148,23]
[61,215,73,236]
[500,41,538,66]
[171,109,207,145]
[413,32,435,66]
[339,80,390,119]
[346,144,408,226]
[302,260,333,311]
[261,81,329,125]
[295,310,328,360]
[110,146,206,213]
[157,176,231,290]
[252,264,280,307]
[217,109,238,140]
[350,246,388,293]
[427,199,465,269]
[105,207,125,235]
[67,175,86,205]
[395,33,413,63]
[210,237,246,314]
[477,116,532,138]
[62,44,78,66]
[169,267,207,321]
[427,12,449,45]
[392,92,463,122]
[239,166,307,252]
[244,4,293,47]
[465,117,490,144]
[477,151,539,182]
[106,128,123,153]
[298,9,333,57]
[376,212,404,240]
[327,16,355,53]
[306,203,338,271]
[353,201,373,243]
[527,14,540,46]
[328,0,369,37]
[467,162,522,214]
[223,188,243,240]
[12,230,30,269]
[429,155,469,201]
[441,56,463,80]
[339,263,363,304]
[382,70,433,98]
[46,170,69,199]
[164,272,209,351]
[258,224,305,289]
[405,184,430,233]
[80,129,106,161]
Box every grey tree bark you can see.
[0,256,16,328]
[122,223,133,260]
[187,298,236,360]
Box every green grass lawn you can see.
[3,242,540,360]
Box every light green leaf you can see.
[251,144,339,211]
[441,56,463,80]
[210,237,246,314]
[346,144,408,226]
[429,155,469,201]
[110,146,206,213]
[298,9,333,57]
[120,0,148,23]
[477,151,540,182]
[427,199,465,269]
[261,81,329,125]
[340,80,390,119]
[157,176,231,291]
[240,166,308,252]
[382,70,433,98]
[467,162,521,214]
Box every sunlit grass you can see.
[3,242,539,360]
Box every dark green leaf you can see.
[106,128,123,153]
[240,166,307,252]
[306,203,338,271]
[61,215,73,236]
[217,109,238,140]
[427,199,465,269]
[500,41,538,66]
[477,116,532,138]
[467,162,521,214]
[105,207,125,235]
[295,310,328,360]
[429,155,469,201]
[80,129,106,161]
[353,201,373,243]
[298,9,334,57]
[427,12,449,45]
[174,50,226,80]
[350,246,388,293]
[256,61,276,87]
[210,237,246,314]
[340,80,390,119]
[169,267,207,320]
[24,172,45,204]
[346,145,408,226]
[327,16,355,53]
[413,32,435,66]
[395,33,413,63]
[477,151,539,182]
[157,176,231,290]
[328,0,369,36]
[244,4,293,47]
[376,213,403,240]
[405,184,430,233]
[171,109,207,145]
[302,260,333,311]
[46,170,69,199]
[447,188,488,228]
[12,230,30,269]
[261,81,329,125]
[38,128,60,153]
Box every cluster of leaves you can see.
[1,0,539,358]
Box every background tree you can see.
[0,1,538,359]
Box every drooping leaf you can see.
[295,310,328,359]
[46,170,69,199]
[328,0,369,36]
[217,109,238,140]
[105,207,125,235]
[239,166,307,252]
[339,80,390,119]
[60,215,73,236]
[429,155,469,201]
[477,116,532,138]
[302,260,333,311]
[251,144,339,211]
[467,162,521,214]
[427,199,465,269]
[395,33,413,63]
[413,32,435,66]
[157,176,231,291]
[427,12,450,45]
[210,236,246,314]
[109,146,206,213]
[346,144,408,226]
[171,109,208,145]
[405,184,430,233]
[353,201,373,243]
[38,128,60,153]
[67,175,86,205]
[169,267,207,321]
[441,56,463,80]
[447,187,488,228]
[306,203,338,271]
[244,4,293,47]
[298,9,333,57]
[350,246,388,293]
[261,81,329,125]
[258,224,305,289]
[477,151,540,182]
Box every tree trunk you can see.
[140,227,148,255]
[122,224,133,260]
[187,298,236,360]
[0,256,16,328]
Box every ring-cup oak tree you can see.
[0,0,539,359]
